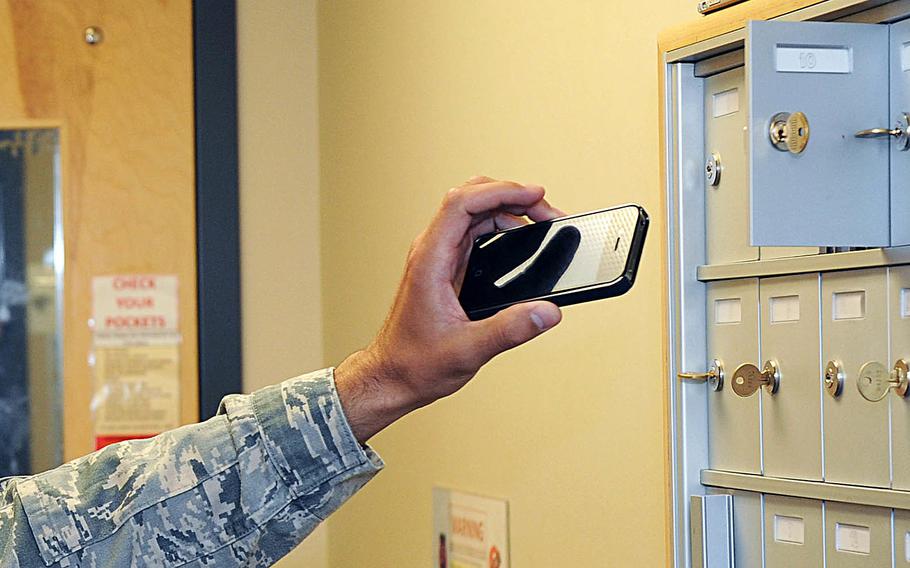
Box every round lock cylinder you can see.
[824,360,845,398]
[892,359,909,398]
[705,153,722,186]
[769,111,810,154]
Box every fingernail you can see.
[530,311,546,330]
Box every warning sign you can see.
[92,275,179,345]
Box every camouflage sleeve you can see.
[0,367,384,567]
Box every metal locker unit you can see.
[822,269,890,488]
[759,274,822,481]
[764,495,824,567]
[662,3,910,567]
[706,279,761,474]
[825,502,893,567]
[707,488,764,568]
[748,20,890,247]
[890,266,910,490]
[896,509,910,565]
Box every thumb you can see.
[475,301,562,362]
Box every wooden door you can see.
[0,1,197,461]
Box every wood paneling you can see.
[0,1,196,461]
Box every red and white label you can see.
[92,275,179,340]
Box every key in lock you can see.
[857,360,910,402]
[769,112,810,154]
[731,360,780,397]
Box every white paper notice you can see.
[770,295,800,323]
[91,274,181,447]
[833,290,865,320]
[715,298,742,324]
[774,515,805,545]
[92,274,180,345]
[433,487,509,568]
[92,345,180,435]
[836,523,871,555]
[902,289,910,318]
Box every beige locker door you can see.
[821,269,890,487]
[0,2,198,461]
[764,495,824,567]
[760,274,822,481]
[825,502,893,568]
[707,278,761,473]
[704,67,757,265]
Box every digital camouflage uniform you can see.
[0,368,383,567]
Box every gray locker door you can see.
[890,266,910,490]
[821,269,890,488]
[760,274,822,481]
[705,67,758,265]
[707,279,761,474]
[892,19,910,246]
[764,495,824,567]
[895,510,910,566]
[824,502,893,568]
[748,20,890,247]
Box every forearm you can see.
[0,368,382,567]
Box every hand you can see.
[334,176,566,443]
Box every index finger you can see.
[430,181,549,249]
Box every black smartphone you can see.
[458,204,649,320]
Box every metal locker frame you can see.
[661,1,910,566]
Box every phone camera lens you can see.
[474,269,483,277]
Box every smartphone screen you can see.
[458,204,647,319]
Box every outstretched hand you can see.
[334,176,566,442]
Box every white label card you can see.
[836,523,871,555]
[712,88,740,118]
[715,298,742,324]
[902,42,910,72]
[770,295,800,323]
[905,531,910,562]
[774,515,805,545]
[833,290,865,320]
[776,46,852,74]
[902,288,910,318]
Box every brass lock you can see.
[824,360,845,398]
[856,360,910,402]
[769,112,810,154]
[731,360,780,397]
[677,359,724,392]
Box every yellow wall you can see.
[320,2,696,565]
[237,1,327,566]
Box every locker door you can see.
[707,279,761,474]
[705,67,758,265]
[748,20,890,247]
[764,496,823,567]
[890,266,910,490]
[890,19,910,246]
[825,502,893,568]
[760,274,822,481]
[821,269,890,487]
